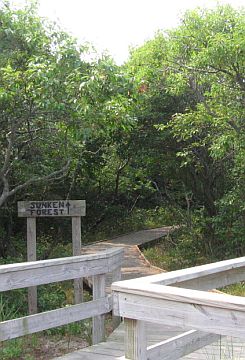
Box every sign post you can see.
[72,216,83,303]
[27,217,37,314]
[18,200,86,314]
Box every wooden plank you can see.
[147,330,220,360]
[27,217,37,314]
[81,342,124,356]
[82,341,124,352]
[112,266,121,329]
[112,283,245,311]
[0,247,123,274]
[53,315,245,360]
[0,296,112,341]
[116,256,245,289]
[0,248,123,291]
[27,218,36,261]
[18,200,86,217]
[93,274,106,344]
[72,216,83,303]
[125,318,147,360]
[72,217,82,256]
[81,227,169,294]
[107,227,172,246]
[54,350,120,359]
[113,290,245,338]
[175,267,245,290]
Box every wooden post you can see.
[112,266,121,329]
[92,273,106,344]
[72,216,83,303]
[27,217,37,314]
[125,318,147,360]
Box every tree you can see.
[125,5,244,256]
[0,1,95,207]
[0,2,138,256]
[124,33,189,209]
[164,5,244,221]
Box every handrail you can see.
[0,247,123,291]
[113,255,245,290]
[0,247,124,345]
[112,256,245,360]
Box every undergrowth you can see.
[143,225,209,271]
[0,286,93,359]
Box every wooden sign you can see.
[18,200,86,217]
[18,199,86,315]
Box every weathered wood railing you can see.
[0,247,123,345]
[112,256,245,360]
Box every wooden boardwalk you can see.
[82,226,171,290]
[55,227,245,360]
[56,322,245,359]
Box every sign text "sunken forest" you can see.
[18,200,86,217]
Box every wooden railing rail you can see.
[0,247,123,344]
[112,256,245,360]
[115,256,245,290]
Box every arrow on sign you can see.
[66,201,70,215]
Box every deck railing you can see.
[112,256,245,360]
[0,247,123,345]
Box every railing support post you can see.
[125,318,147,360]
[92,273,106,344]
[112,266,121,329]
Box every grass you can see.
[202,337,244,360]
[143,232,245,298]
[0,286,94,359]
[0,333,90,360]
[221,282,245,297]
[143,227,208,271]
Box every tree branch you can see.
[0,123,16,178]
[0,160,71,207]
[0,176,10,208]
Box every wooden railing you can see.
[0,247,123,345]
[112,256,245,360]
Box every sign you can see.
[18,200,86,217]
[18,199,86,314]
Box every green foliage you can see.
[82,206,180,243]
[0,280,93,356]
[0,294,20,321]
[0,1,135,213]
[222,282,245,297]
[0,1,138,256]
[0,8,244,355]
[0,338,24,360]
[129,5,245,257]
[0,294,24,360]
[144,214,210,271]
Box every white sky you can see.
[13,0,245,64]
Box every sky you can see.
[13,0,245,64]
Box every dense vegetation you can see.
[0,1,244,358]
[0,2,244,265]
